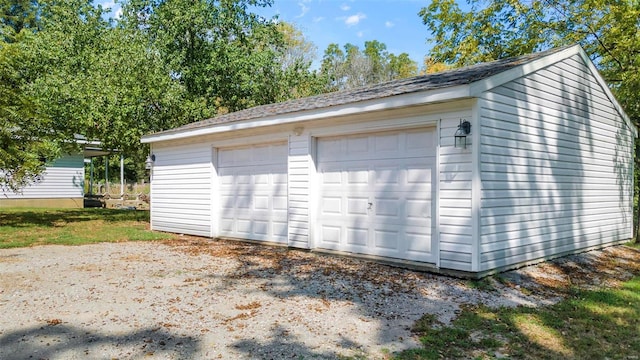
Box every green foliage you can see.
[2,0,326,188]
[119,0,319,114]
[395,276,640,359]
[419,0,640,122]
[420,0,640,243]
[1,0,178,187]
[0,0,40,40]
[320,41,419,91]
[0,29,61,192]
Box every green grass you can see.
[0,208,175,248]
[395,276,640,359]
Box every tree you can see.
[273,22,325,100]
[320,43,347,91]
[421,57,449,74]
[420,0,640,242]
[320,41,418,92]
[0,34,61,192]
[1,0,186,186]
[389,52,419,78]
[119,0,292,114]
[2,0,326,188]
[420,0,639,119]
[0,0,40,41]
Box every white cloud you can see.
[356,31,364,38]
[344,12,366,27]
[114,7,123,19]
[296,1,310,18]
[385,21,394,28]
[340,4,351,11]
[313,16,325,23]
[98,0,115,7]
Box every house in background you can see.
[0,139,110,209]
[142,44,636,277]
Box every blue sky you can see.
[99,0,433,69]
[251,0,432,68]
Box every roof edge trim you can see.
[468,44,581,96]
[574,47,637,137]
[142,85,471,143]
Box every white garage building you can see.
[142,45,635,276]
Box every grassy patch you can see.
[0,208,175,248]
[395,276,640,359]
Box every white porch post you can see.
[120,154,124,199]
[105,156,109,194]
[89,158,94,196]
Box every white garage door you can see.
[217,143,288,243]
[317,129,436,262]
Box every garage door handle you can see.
[367,202,373,210]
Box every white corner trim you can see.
[434,119,441,269]
[141,85,471,144]
[470,99,482,272]
[210,147,219,238]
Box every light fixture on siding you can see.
[145,154,156,170]
[292,126,304,136]
[454,119,471,149]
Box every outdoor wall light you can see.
[292,126,304,136]
[145,154,156,170]
[454,119,471,149]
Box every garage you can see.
[316,129,437,262]
[144,45,635,275]
[217,142,288,243]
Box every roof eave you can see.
[468,44,582,96]
[467,44,637,138]
[141,84,472,144]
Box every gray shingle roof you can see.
[148,45,571,137]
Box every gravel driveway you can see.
[1,237,638,359]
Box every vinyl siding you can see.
[1,154,84,199]
[479,54,634,271]
[439,112,474,271]
[288,133,311,248]
[151,142,212,237]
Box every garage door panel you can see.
[321,225,341,244]
[347,197,369,215]
[374,167,400,185]
[317,129,436,263]
[218,142,288,243]
[254,196,269,210]
[253,221,269,236]
[348,169,369,184]
[272,222,288,241]
[407,130,434,149]
[321,197,342,214]
[406,231,432,253]
[406,198,432,221]
[374,133,401,153]
[273,196,288,210]
[347,136,369,155]
[347,227,368,246]
[375,229,400,250]
[374,197,400,217]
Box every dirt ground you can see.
[1,237,638,359]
